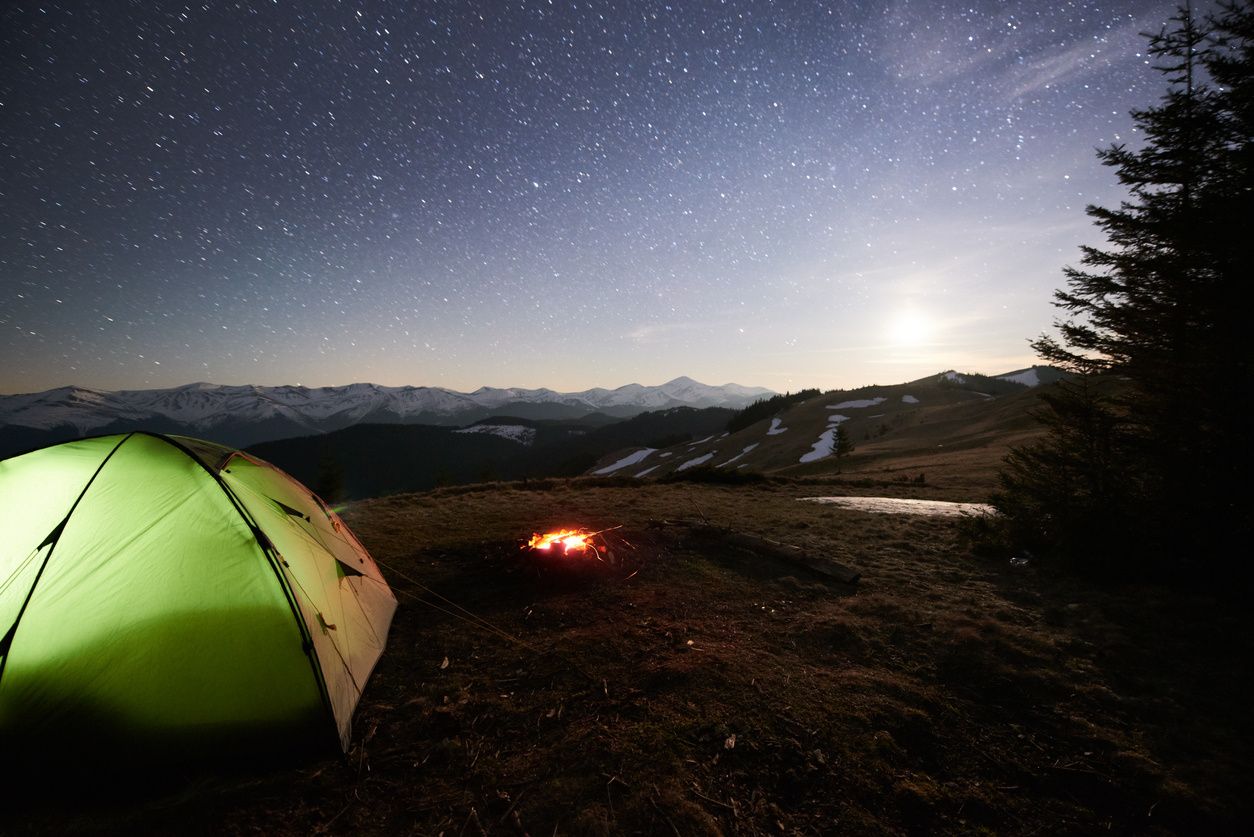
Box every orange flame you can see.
[526,528,592,554]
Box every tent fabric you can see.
[0,432,396,757]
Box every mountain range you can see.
[241,365,1062,500]
[0,376,774,456]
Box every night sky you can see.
[1,0,1180,394]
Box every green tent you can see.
[0,432,396,760]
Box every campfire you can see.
[525,528,595,556]
[520,526,635,576]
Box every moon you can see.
[887,310,933,346]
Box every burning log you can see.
[526,529,594,557]
[520,526,629,573]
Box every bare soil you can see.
[9,479,1252,835]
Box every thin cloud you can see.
[998,15,1155,100]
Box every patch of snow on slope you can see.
[717,443,759,468]
[943,371,966,383]
[828,397,886,409]
[800,428,838,463]
[453,424,537,445]
[594,448,656,475]
[766,418,788,435]
[658,451,673,458]
[902,394,919,404]
[635,465,660,478]
[678,452,716,471]
[800,497,995,517]
[998,369,1040,387]
[827,414,850,425]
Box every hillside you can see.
[251,370,1052,503]
[249,407,738,500]
[14,480,1251,833]
[589,371,1051,496]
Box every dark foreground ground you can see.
[9,478,1253,835]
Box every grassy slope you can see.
[600,378,1048,499]
[13,480,1251,835]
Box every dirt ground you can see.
[9,478,1253,835]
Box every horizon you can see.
[0,363,1047,399]
[1,1,1177,394]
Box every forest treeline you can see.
[979,2,1254,586]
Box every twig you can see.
[460,806,488,837]
[1049,763,1107,778]
[491,789,526,834]
[689,497,710,525]
[650,786,682,837]
[315,800,354,834]
[689,783,735,811]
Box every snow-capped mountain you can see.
[922,366,1067,394]
[0,377,774,454]
[995,366,1067,387]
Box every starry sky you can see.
[1,0,1183,395]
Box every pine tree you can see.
[993,2,1254,579]
[833,423,853,459]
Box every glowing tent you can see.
[0,432,396,760]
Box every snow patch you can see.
[717,443,759,468]
[800,428,840,463]
[800,496,995,517]
[828,397,885,409]
[677,452,716,471]
[453,424,537,445]
[658,451,673,458]
[594,447,656,475]
[902,394,919,404]
[827,414,850,425]
[766,418,788,435]
[998,369,1040,387]
[634,465,660,478]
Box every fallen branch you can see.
[648,519,861,584]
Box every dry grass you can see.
[10,480,1252,835]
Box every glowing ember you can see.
[526,529,592,554]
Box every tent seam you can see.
[0,433,133,687]
[140,432,341,751]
